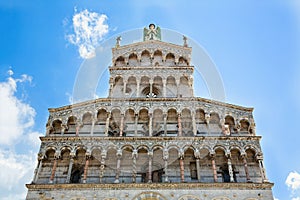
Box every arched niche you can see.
[115,56,125,66]
[66,116,77,134]
[152,109,164,136]
[166,76,177,97]
[141,50,151,66]
[181,108,192,136]
[128,53,139,66]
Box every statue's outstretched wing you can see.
[156,26,161,40]
[143,27,148,41]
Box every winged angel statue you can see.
[143,23,161,41]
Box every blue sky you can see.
[0,0,300,199]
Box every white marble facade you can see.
[26,24,274,200]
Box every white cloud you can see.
[0,73,35,146]
[0,150,35,191]
[66,9,109,59]
[65,92,73,104]
[7,69,13,76]
[0,70,42,199]
[2,192,28,200]
[286,171,300,199]
[27,131,43,147]
[286,171,300,191]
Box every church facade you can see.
[26,24,274,200]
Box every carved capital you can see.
[194,149,200,159]
[116,149,122,157]
[132,149,138,159]
[54,150,61,159]
[148,151,153,158]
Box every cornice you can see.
[112,40,192,52]
[26,182,274,190]
[40,136,262,142]
[108,66,194,71]
[48,97,253,113]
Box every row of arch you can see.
[114,50,189,67]
[110,75,192,98]
[41,141,262,157]
[49,107,254,136]
[34,142,265,185]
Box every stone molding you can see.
[26,182,274,190]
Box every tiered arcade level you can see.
[26,24,274,200]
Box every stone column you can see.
[257,155,268,182]
[178,113,182,136]
[221,118,230,136]
[75,122,82,137]
[148,113,153,137]
[205,113,210,124]
[211,154,218,182]
[149,80,153,96]
[148,151,153,183]
[99,153,106,183]
[49,159,57,183]
[49,153,60,184]
[176,79,180,97]
[136,79,140,97]
[235,120,241,133]
[123,81,127,94]
[194,150,201,182]
[119,114,124,137]
[33,157,43,183]
[105,113,111,136]
[76,125,79,136]
[61,125,66,135]
[192,111,197,136]
[196,158,201,182]
[162,79,167,97]
[82,154,90,183]
[205,113,210,134]
[66,155,74,183]
[227,154,234,182]
[114,150,122,183]
[179,155,185,182]
[132,150,137,183]
[90,119,95,135]
[134,114,138,136]
[242,154,251,182]
[163,149,169,182]
[163,114,167,136]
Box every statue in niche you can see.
[143,23,161,41]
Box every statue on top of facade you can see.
[115,36,121,48]
[183,35,188,47]
[143,23,161,41]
